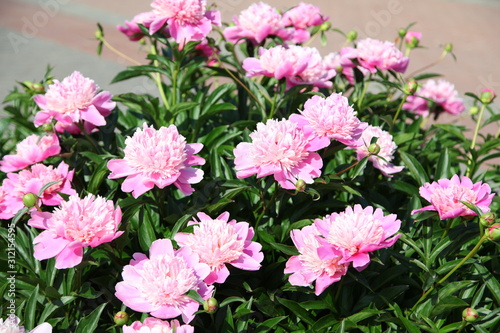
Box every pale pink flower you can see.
[324,47,369,85]
[411,175,494,220]
[33,71,115,134]
[354,125,404,177]
[123,317,194,333]
[150,0,220,50]
[315,205,401,270]
[286,46,335,89]
[0,133,60,173]
[115,239,212,323]
[223,2,290,44]
[0,316,52,333]
[174,212,263,284]
[118,11,157,41]
[282,2,327,44]
[107,124,205,198]
[403,79,465,117]
[0,186,15,220]
[355,38,409,73]
[284,225,348,295]
[233,119,323,189]
[404,31,422,46]
[290,93,367,149]
[28,194,123,269]
[2,162,76,215]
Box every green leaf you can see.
[430,296,468,316]
[138,207,157,251]
[481,113,500,128]
[171,101,199,116]
[400,151,429,186]
[24,284,39,330]
[254,316,287,333]
[219,296,246,308]
[473,263,500,304]
[276,297,314,325]
[269,242,299,256]
[74,303,106,333]
[87,161,109,194]
[435,147,450,179]
[186,289,204,305]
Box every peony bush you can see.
[1,1,500,332]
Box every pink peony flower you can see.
[174,211,264,284]
[290,93,367,149]
[28,194,123,269]
[107,124,205,198]
[0,133,60,173]
[1,162,76,215]
[223,2,290,44]
[115,239,213,323]
[0,316,52,333]
[315,204,401,270]
[33,71,115,134]
[355,38,409,73]
[411,175,495,220]
[403,79,465,117]
[118,11,157,41]
[123,317,194,333]
[324,47,369,85]
[286,46,335,89]
[282,2,328,44]
[233,118,323,189]
[404,31,422,46]
[194,39,219,66]
[0,186,15,220]
[150,0,220,50]
[354,125,404,177]
[284,225,348,295]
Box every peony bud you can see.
[113,311,129,326]
[398,28,407,38]
[479,212,496,227]
[346,30,357,42]
[22,193,38,208]
[42,123,54,132]
[444,43,453,53]
[462,307,479,322]
[295,179,307,192]
[469,106,480,115]
[203,297,218,314]
[404,80,418,95]
[480,88,495,104]
[321,21,332,32]
[94,29,104,40]
[486,224,500,241]
[368,143,381,155]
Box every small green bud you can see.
[444,43,453,53]
[42,123,54,132]
[22,193,38,208]
[225,42,234,52]
[95,29,104,40]
[335,65,343,73]
[462,307,479,322]
[203,297,218,314]
[113,311,129,326]
[479,212,496,227]
[368,143,381,155]
[407,36,419,49]
[469,106,480,115]
[398,28,407,38]
[321,21,332,32]
[404,80,418,95]
[31,83,44,93]
[487,224,500,241]
[480,88,495,104]
[346,30,357,41]
[295,179,307,192]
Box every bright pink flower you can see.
[150,0,220,50]
[0,133,60,173]
[403,79,465,117]
[223,2,290,44]
[194,39,219,66]
[175,212,263,284]
[33,71,115,134]
[233,119,323,189]
[123,317,194,333]
[284,225,348,295]
[411,175,494,220]
[115,239,212,323]
[107,124,205,198]
[2,162,76,215]
[28,194,123,269]
[118,11,157,41]
[354,125,404,177]
[404,31,422,46]
[315,205,401,270]
[282,2,328,44]
[0,316,52,333]
[355,38,409,73]
[290,93,367,149]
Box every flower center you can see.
[430,184,477,216]
[152,0,206,25]
[237,3,282,34]
[44,73,97,114]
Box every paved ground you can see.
[1,0,499,130]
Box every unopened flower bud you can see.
[113,311,129,326]
[203,297,218,314]
[42,123,54,132]
[398,28,407,38]
[480,88,495,104]
[404,80,418,95]
[95,29,104,40]
[32,83,45,93]
[346,30,357,41]
[487,224,500,241]
[321,21,332,32]
[22,193,38,208]
[368,143,381,155]
[444,43,453,53]
[462,307,479,322]
[225,42,234,52]
[407,36,419,49]
[469,106,480,115]
[335,65,343,73]
[295,179,306,192]
[479,212,496,227]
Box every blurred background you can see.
[1,0,499,127]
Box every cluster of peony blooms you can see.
[285,204,402,295]
[234,92,403,190]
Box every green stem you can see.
[466,103,486,177]
[390,94,408,132]
[411,233,488,311]
[150,41,170,111]
[98,36,142,66]
[356,81,369,111]
[255,186,280,229]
